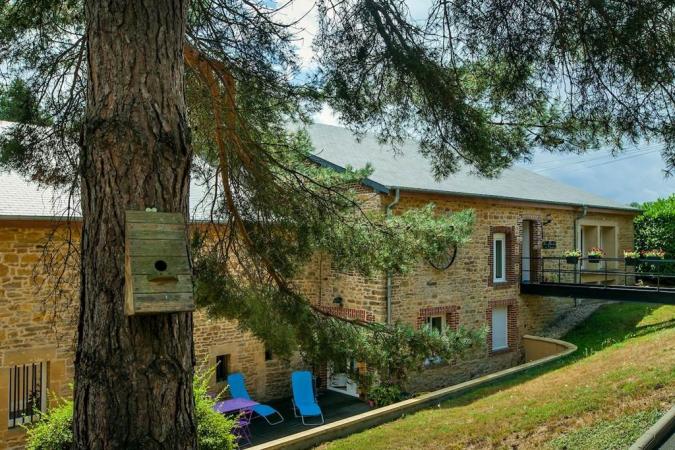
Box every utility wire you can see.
[532,145,662,173]
[584,149,660,169]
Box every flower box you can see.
[623,250,640,266]
[565,256,579,265]
[562,250,581,265]
[642,249,666,260]
[587,247,605,264]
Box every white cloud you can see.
[274,0,319,68]
[313,104,340,125]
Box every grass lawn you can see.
[319,303,675,450]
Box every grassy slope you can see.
[320,303,675,450]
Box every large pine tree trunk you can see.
[74,1,196,448]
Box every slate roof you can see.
[0,122,636,220]
[0,170,75,219]
[306,124,636,211]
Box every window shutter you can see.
[491,306,508,351]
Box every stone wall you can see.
[0,192,636,449]
[382,193,635,388]
[0,222,301,450]
[0,223,78,449]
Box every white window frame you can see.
[425,315,446,334]
[423,315,447,366]
[576,219,619,270]
[491,306,509,351]
[493,232,507,283]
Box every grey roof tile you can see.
[0,122,636,219]
[306,124,637,211]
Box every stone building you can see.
[0,124,637,448]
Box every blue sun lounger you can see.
[227,372,284,425]
[291,371,324,425]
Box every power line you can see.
[531,144,662,173]
[584,149,660,169]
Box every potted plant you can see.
[623,250,640,266]
[563,249,581,265]
[587,247,605,263]
[643,249,666,260]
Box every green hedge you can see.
[634,195,675,283]
[25,369,236,450]
[634,194,675,258]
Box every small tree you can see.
[0,78,51,125]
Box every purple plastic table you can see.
[214,398,258,445]
[213,397,259,414]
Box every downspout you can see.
[573,205,588,303]
[385,188,400,324]
[573,205,588,251]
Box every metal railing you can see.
[8,362,45,428]
[520,256,675,292]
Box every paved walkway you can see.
[245,390,370,447]
[659,430,675,450]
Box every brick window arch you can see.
[486,298,518,355]
[488,226,516,287]
[416,305,460,331]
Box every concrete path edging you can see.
[630,406,675,450]
[249,335,577,450]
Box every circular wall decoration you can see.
[428,245,458,270]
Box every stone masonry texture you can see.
[0,190,635,449]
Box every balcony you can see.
[520,257,675,304]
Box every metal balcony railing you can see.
[520,256,675,304]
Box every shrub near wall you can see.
[634,195,675,255]
[634,195,675,282]
[25,369,236,450]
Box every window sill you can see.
[489,347,513,356]
[491,281,514,289]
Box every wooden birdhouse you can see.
[124,210,195,315]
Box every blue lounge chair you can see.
[291,371,324,425]
[227,372,284,425]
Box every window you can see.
[491,307,508,351]
[425,315,445,333]
[215,354,230,383]
[264,347,273,361]
[493,233,506,283]
[579,222,618,268]
[423,316,446,366]
[8,362,47,428]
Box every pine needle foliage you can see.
[1,0,673,392]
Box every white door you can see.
[327,360,359,397]
[522,221,531,282]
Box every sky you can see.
[279,0,674,206]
